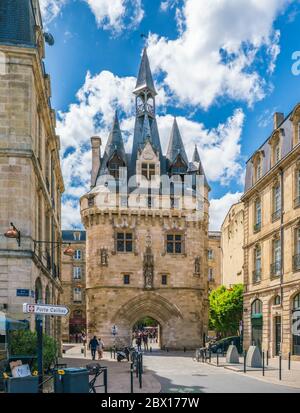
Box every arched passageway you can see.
[132,317,161,350]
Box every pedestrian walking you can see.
[89,336,99,360]
[98,338,105,360]
[136,334,142,352]
[143,332,149,351]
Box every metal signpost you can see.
[23,303,69,393]
[111,325,118,356]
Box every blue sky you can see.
[40,0,300,230]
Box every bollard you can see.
[110,348,112,359]
[130,363,134,394]
[288,352,291,371]
[184,347,186,353]
[136,354,139,378]
[209,350,211,363]
[104,368,108,393]
[138,354,143,389]
[266,350,269,366]
[243,351,247,374]
[217,353,219,366]
[279,354,282,381]
[262,352,265,376]
[150,347,152,353]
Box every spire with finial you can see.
[133,48,157,96]
[166,118,189,167]
[192,145,201,163]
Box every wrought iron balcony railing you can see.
[253,222,261,233]
[293,254,300,272]
[252,269,261,284]
[270,261,281,278]
[272,209,281,222]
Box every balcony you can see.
[294,197,300,208]
[253,222,261,233]
[252,269,261,284]
[293,254,300,272]
[270,261,281,278]
[272,209,281,222]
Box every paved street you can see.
[142,351,300,393]
[62,345,300,393]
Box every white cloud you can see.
[148,0,290,109]
[61,199,83,230]
[210,192,243,231]
[39,0,67,24]
[85,0,144,34]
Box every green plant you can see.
[9,330,58,372]
[209,284,244,337]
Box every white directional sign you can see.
[23,303,69,317]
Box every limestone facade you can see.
[221,202,244,287]
[61,230,86,342]
[207,231,222,291]
[0,1,64,339]
[242,107,300,359]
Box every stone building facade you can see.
[221,202,244,288]
[61,230,86,342]
[80,49,210,349]
[242,108,300,359]
[0,0,64,339]
[207,231,222,291]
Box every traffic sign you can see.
[23,303,69,316]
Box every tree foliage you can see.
[209,284,244,337]
[9,330,58,371]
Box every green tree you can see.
[9,330,58,372]
[209,284,243,337]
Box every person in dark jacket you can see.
[89,336,99,360]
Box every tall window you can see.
[73,287,82,303]
[74,250,81,260]
[208,250,213,260]
[272,184,281,221]
[272,238,281,277]
[274,142,281,164]
[123,274,130,285]
[253,245,262,283]
[295,170,300,208]
[161,274,168,285]
[294,293,300,310]
[254,198,262,231]
[73,267,81,280]
[294,228,300,272]
[141,163,155,180]
[117,232,133,253]
[166,234,183,254]
[208,268,214,282]
[251,299,262,315]
[256,159,262,181]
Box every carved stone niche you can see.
[194,256,201,277]
[99,248,109,267]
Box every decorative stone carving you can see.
[194,256,201,276]
[100,248,109,266]
[143,232,154,289]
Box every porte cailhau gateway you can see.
[80,49,210,349]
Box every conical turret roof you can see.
[166,118,189,166]
[133,48,157,95]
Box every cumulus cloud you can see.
[210,192,243,231]
[39,0,67,24]
[148,0,290,109]
[58,68,245,228]
[85,0,144,34]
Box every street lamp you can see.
[4,222,74,256]
[4,222,21,246]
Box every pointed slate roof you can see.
[192,145,201,163]
[166,118,189,166]
[98,111,126,176]
[133,48,157,96]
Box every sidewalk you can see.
[201,355,300,389]
[60,344,161,393]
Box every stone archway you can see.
[111,292,183,348]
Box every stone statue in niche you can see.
[144,232,154,289]
[194,256,201,275]
[100,248,108,266]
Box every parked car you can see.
[208,336,242,354]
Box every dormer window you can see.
[108,153,125,179]
[256,159,262,181]
[171,156,187,175]
[142,163,155,180]
[274,143,281,163]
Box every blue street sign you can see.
[16,289,30,297]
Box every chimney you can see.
[274,112,284,130]
[91,136,101,188]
